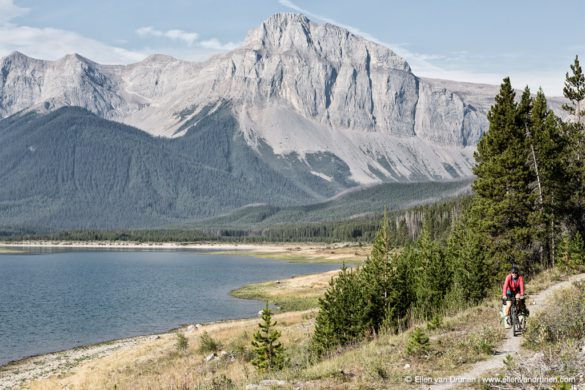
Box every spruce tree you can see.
[529,89,567,267]
[251,303,285,372]
[359,210,403,334]
[310,265,365,357]
[472,78,537,272]
[562,56,585,235]
[411,227,449,319]
[445,210,491,306]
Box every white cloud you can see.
[278,0,565,96]
[0,0,29,25]
[0,25,146,64]
[0,0,145,64]
[0,1,237,65]
[136,26,199,45]
[200,38,238,51]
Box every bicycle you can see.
[509,296,528,337]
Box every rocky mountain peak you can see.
[139,54,180,65]
[244,13,410,74]
[1,51,36,67]
[54,53,99,70]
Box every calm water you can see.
[0,249,340,365]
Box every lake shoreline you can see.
[0,240,369,263]
[0,312,275,389]
[0,265,335,389]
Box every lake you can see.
[0,249,340,365]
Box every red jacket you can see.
[503,274,524,297]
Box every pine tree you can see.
[251,303,285,372]
[405,327,430,357]
[562,55,585,123]
[529,89,567,267]
[310,265,366,357]
[445,209,491,306]
[569,232,584,267]
[472,78,537,272]
[359,210,407,334]
[411,226,449,319]
[562,56,585,235]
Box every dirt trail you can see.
[431,272,585,389]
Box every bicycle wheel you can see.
[511,304,520,336]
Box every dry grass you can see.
[27,311,316,390]
[302,302,505,388]
[213,243,370,264]
[523,266,569,295]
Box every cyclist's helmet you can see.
[511,265,519,274]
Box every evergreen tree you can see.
[529,89,567,267]
[562,55,585,123]
[569,232,584,267]
[445,211,491,306]
[359,210,409,334]
[251,303,286,372]
[310,265,366,357]
[472,78,537,272]
[562,55,585,235]
[558,232,585,270]
[411,227,450,319]
[405,328,431,357]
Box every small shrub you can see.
[210,374,235,390]
[503,354,515,369]
[251,303,286,372]
[175,333,188,352]
[228,334,254,362]
[373,364,389,380]
[406,328,430,357]
[427,313,443,330]
[198,331,223,354]
[468,326,499,355]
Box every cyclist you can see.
[502,265,525,328]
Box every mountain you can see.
[0,107,324,229]
[0,13,563,229]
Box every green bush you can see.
[175,333,188,352]
[427,313,443,331]
[198,332,223,354]
[251,304,286,372]
[210,374,235,390]
[406,328,430,357]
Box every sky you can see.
[1,0,583,96]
